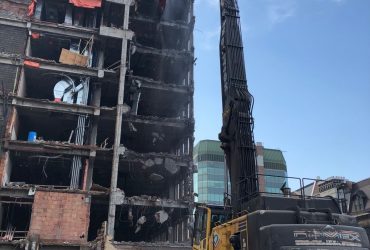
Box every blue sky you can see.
[193,0,370,187]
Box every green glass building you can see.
[194,140,288,205]
[193,140,226,205]
[260,147,288,194]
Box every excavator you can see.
[192,0,370,249]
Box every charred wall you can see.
[0,25,27,54]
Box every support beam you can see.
[99,26,134,39]
[0,187,106,199]
[0,17,97,40]
[12,96,100,116]
[0,187,31,199]
[4,140,96,157]
[0,53,113,78]
[108,1,132,237]
[25,57,106,78]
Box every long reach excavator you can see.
[192,0,370,249]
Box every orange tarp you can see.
[24,60,40,68]
[69,0,102,8]
[28,0,37,16]
[31,33,40,39]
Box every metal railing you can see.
[231,174,344,206]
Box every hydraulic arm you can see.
[218,0,257,212]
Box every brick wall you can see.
[29,191,91,244]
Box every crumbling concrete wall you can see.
[0,0,30,19]
[28,191,91,244]
[0,64,19,94]
[0,25,27,124]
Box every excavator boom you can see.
[218,0,257,213]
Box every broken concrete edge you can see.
[104,235,192,249]
[129,75,193,94]
[134,44,193,61]
[0,186,107,198]
[3,139,98,157]
[123,149,192,162]
[123,115,194,127]
[0,16,98,40]
[5,238,100,248]
[131,15,192,30]
[122,196,191,209]
[99,26,134,40]
[11,95,101,116]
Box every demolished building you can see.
[0,0,195,249]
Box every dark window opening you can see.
[124,81,188,118]
[121,122,185,154]
[114,205,187,242]
[88,202,108,241]
[9,153,75,187]
[92,163,112,189]
[17,109,91,144]
[0,202,32,240]
[103,39,122,69]
[36,0,101,28]
[129,19,189,51]
[42,1,67,24]
[132,0,190,23]
[24,68,93,105]
[130,50,190,84]
[117,171,170,198]
[101,3,124,28]
[30,35,98,67]
[100,83,118,107]
[96,120,114,149]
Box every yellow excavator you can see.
[192,0,370,249]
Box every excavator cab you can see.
[193,205,232,250]
[193,206,209,250]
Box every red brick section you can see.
[29,191,90,244]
